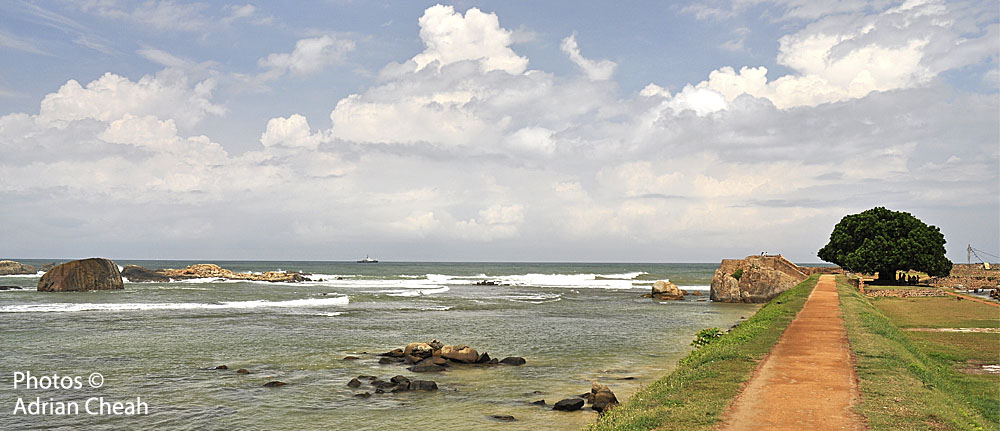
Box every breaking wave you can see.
[0,295,349,313]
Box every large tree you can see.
[818,207,952,282]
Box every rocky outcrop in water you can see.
[553,398,584,411]
[378,340,521,370]
[587,382,619,413]
[440,345,479,363]
[710,255,807,303]
[348,374,437,395]
[121,265,171,282]
[651,280,683,300]
[37,258,124,292]
[0,260,36,275]
[122,263,307,283]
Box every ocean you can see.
[0,261,758,430]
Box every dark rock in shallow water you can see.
[590,382,619,413]
[553,398,584,411]
[390,375,410,386]
[38,258,123,292]
[354,392,371,398]
[378,357,394,365]
[408,380,437,391]
[0,285,23,290]
[375,381,397,390]
[343,356,360,360]
[357,375,377,380]
[476,352,491,364]
[347,378,362,388]
[263,381,286,388]
[379,348,405,358]
[489,415,516,422]
[409,360,446,373]
[500,357,526,366]
[236,369,249,374]
[121,265,170,282]
[215,365,229,370]
[531,399,546,406]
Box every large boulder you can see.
[404,342,434,359]
[553,398,584,412]
[0,260,36,275]
[37,258,123,292]
[710,255,807,303]
[651,280,683,300]
[440,345,479,363]
[589,382,619,413]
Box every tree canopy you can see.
[818,207,952,280]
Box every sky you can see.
[0,0,997,263]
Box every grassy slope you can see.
[589,275,819,431]
[836,275,998,430]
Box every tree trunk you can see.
[876,269,896,285]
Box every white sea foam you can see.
[418,305,452,311]
[599,271,648,279]
[493,293,563,303]
[385,286,450,297]
[296,272,679,291]
[0,295,349,313]
[410,273,650,289]
[0,272,44,278]
[492,273,640,289]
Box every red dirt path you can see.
[719,275,866,430]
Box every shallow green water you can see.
[0,261,757,430]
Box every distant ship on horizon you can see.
[357,255,378,263]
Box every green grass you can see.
[588,275,819,431]
[837,275,999,430]
[907,332,1000,364]
[872,296,1000,328]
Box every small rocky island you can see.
[0,260,37,275]
[122,263,308,283]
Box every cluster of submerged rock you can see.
[376,340,525,372]
[212,364,286,388]
[347,375,438,397]
[534,382,619,414]
[640,280,703,300]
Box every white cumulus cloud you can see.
[695,0,999,108]
[410,4,528,74]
